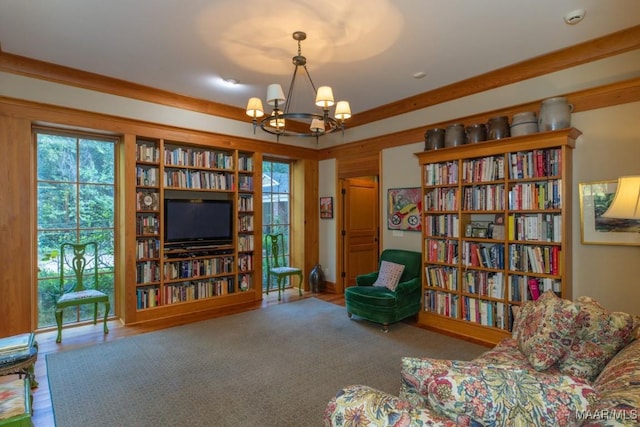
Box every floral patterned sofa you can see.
[324,291,640,426]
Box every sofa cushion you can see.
[512,290,579,371]
[372,260,405,291]
[426,362,598,427]
[557,296,637,382]
[589,338,640,424]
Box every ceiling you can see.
[1,0,639,119]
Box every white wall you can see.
[381,142,423,251]
[571,102,640,315]
[318,158,337,282]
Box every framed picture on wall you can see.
[320,197,333,219]
[579,180,640,245]
[387,187,422,231]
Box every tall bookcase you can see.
[128,137,262,324]
[415,128,580,345]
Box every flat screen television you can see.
[164,199,233,247]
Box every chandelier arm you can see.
[302,65,318,95]
[284,66,300,115]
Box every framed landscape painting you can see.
[579,180,640,246]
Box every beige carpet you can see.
[47,298,488,426]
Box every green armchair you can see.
[345,249,422,332]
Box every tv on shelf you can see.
[164,199,233,248]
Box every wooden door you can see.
[342,178,379,289]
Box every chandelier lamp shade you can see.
[245,31,351,140]
[603,176,640,220]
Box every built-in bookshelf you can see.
[135,139,161,309]
[129,138,262,322]
[416,128,580,345]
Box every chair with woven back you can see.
[54,241,110,343]
[264,233,303,301]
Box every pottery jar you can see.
[445,123,466,147]
[510,111,539,137]
[487,116,510,140]
[465,123,487,144]
[538,97,573,131]
[424,128,445,150]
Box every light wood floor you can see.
[17,290,345,426]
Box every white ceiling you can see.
[1,0,639,117]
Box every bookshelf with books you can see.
[127,137,262,323]
[416,128,580,345]
[135,138,161,309]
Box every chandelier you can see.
[245,31,351,140]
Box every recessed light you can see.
[413,71,427,79]
[222,77,239,85]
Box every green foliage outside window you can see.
[36,131,117,328]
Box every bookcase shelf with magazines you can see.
[128,137,262,324]
[416,128,580,345]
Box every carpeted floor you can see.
[47,298,488,426]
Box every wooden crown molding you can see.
[1,25,639,134]
[318,76,640,160]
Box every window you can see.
[35,129,117,328]
[262,159,291,291]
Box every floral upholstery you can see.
[324,295,640,426]
[425,362,597,426]
[513,290,579,371]
[557,296,637,382]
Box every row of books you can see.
[164,278,234,304]
[509,213,561,242]
[137,238,160,259]
[163,256,234,280]
[508,275,560,301]
[238,176,253,191]
[461,242,505,269]
[509,148,561,180]
[424,161,458,186]
[136,260,161,284]
[424,290,459,318]
[136,142,160,163]
[425,238,459,264]
[424,214,460,237]
[238,235,255,252]
[424,188,459,211]
[238,155,254,172]
[136,286,160,309]
[238,214,254,232]
[163,169,235,190]
[508,244,561,275]
[462,155,505,183]
[136,214,159,235]
[425,266,459,290]
[164,147,234,170]
[136,166,159,187]
[508,179,562,210]
[238,194,254,211]
[462,297,506,329]
[463,271,504,298]
[462,184,505,210]
[238,254,254,272]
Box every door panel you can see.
[343,178,379,288]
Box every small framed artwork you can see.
[579,180,640,246]
[388,187,422,231]
[320,197,333,219]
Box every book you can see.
[528,278,541,300]
[0,333,34,355]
